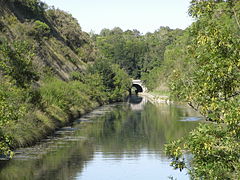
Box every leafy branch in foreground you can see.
[166,1,240,179]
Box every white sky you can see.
[43,0,194,34]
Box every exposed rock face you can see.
[0,0,96,81]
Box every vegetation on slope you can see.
[0,0,131,157]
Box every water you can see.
[0,96,202,180]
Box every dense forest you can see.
[0,0,239,179]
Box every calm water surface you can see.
[0,96,202,180]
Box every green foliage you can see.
[76,43,97,62]
[165,139,185,171]
[88,60,115,91]
[0,68,129,156]
[170,1,240,120]
[141,67,161,91]
[47,9,85,46]
[95,28,145,78]
[2,15,18,26]
[167,123,240,179]
[0,40,39,88]
[12,0,47,16]
[141,27,184,90]
[111,64,132,100]
[165,1,240,179]
[81,73,108,104]
[0,79,28,157]
[40,66,130,116]
[30,20,50,39]
[95,27,183,80]
[87,59,131,102]
[40,77,93,112]
[143,27,183,73]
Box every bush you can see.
[0,40,39,88]
[40,77,93,112]
[0,79,28,156]
[87,59,131,102]
[29,20,50,39]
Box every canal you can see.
[0,95,202,180]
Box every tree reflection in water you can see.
[0,98,202,180]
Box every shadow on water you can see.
[0,97,202,180]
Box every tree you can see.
[166,1,240,179]
[96,28,147,78]
[141,28,184,90]
[87,59,131,102]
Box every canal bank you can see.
[1,91,128,161]
[140,92,171,104]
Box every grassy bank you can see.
[0,62,131,158]
[139,89,171,105]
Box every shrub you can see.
[87,59,131,102]
[29,20,50,39]
[0,40,39,88]
[0,79,28,156]
[40,77,92,112]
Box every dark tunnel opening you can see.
[132,84,143,94]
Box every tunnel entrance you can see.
[130,84,143,95]
[132,84,143,93]
[130,80,147,95]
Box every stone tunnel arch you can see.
[130,80,147,94]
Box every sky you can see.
[43,0,194,34]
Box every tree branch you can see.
[188,102,216,122]
[188,101,207,117]
[228,91,240,99]
[233,8,240,30]
[188,102,199,112]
